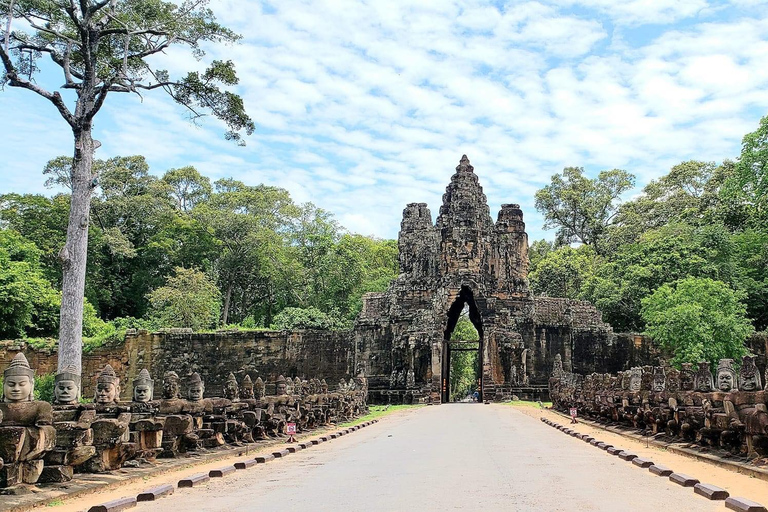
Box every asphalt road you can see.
[136,404,721,512]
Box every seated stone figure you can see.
[45,365,97,483]
[128,369,163,460]
[157,371,199,457]
[84,365,133,472]
[0,353,55,487]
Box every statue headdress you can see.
[56,363,80,386]
[133,368,153,387]
[97,364,117,385]
[5,353,34,380]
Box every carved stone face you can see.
[55,378,79,404]
[717,371,734,392]
[188,384,205,402]
[680,365,694,391]
[4,375,33,402]
[276,382,287,396]
[224,381,238,400]
[629,368,642,392]
[95,382,118,404]
[652,373,665,392]
[134,384,153,403]
[163,380,180,399]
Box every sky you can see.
[1,0,768,241]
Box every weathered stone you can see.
[235,459,257,469]
[137,484,174,502]
[255,454,274,463]
[38,465,74,483]
[649,465,673,477]
[632,458,653,468]
[669,473,700,487]
[618,452,638,461]
[209,465,236,477]
[694,483,729,500]
[87,496,137,512]
[725,497,768,512]
[178,473,210,487]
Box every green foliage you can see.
[34,373,55,403]
[449,315,480,401]
[270,307,348,331]
[529,245,599,299]
[535,167,635,254]
[641,277,753,369]
[725,114,768,227]
[147,267,221,331]
[527,239,557,274]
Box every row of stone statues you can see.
[549,354,768,459]
[0,353,368,488]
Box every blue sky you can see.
[2,0,768,241]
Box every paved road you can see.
[137,405,721,512]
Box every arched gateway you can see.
[353,155,615,404]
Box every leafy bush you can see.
[147,267,221,331]
[34,373,55,402]
[270,307,349,330]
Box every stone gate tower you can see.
[353,156,614,403]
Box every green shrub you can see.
[270,307,349,330]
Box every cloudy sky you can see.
[2,0,768,241]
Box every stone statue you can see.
[680,363,695,391]
[308,378,318,395]
[520,349,529,385]
[54,364,81,405]
[285,377,294,396]
[275,375,287,396]
[3,353,35,402]
[163,371,182,399]
[320,379,329,394]
[94,364,120,405]
[406,368,415,388]
[294,377,303,397]
[338,378,347,392]
[739,355,762,391]
[620,370,631,391]
[187,372,205,402]
[254,376,265,399]
[510,365,518,385]
[652,367,666,392]
[694,361,714,392]
[628,367,642,392]
[640,366,653,391]
[551,354,564,379]
[716,359,738,392]
[389,370,397,389]
[223,373,239,401]
[132,369,154,403]
[666,367,680,393]
[240,374,255,400]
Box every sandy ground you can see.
[522,405,768,507]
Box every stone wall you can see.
[0,328,354,399]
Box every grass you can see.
[338,404,423,427]
[505,400,552,408]
[45,499,64,507]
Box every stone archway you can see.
[441,285,484,402]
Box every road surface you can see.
[136,404,721,512]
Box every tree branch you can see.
[0,44,75,127]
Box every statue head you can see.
[3,353,35,402]
[275,375,287,396]
[254,376,265,399]
[187,372,205,402]
[54,364,80,405]
[321,378,328,394]
[163,371,181,399]
[551,354,564,379]
[223,373,239,400]
[309,378,318,395]
[652,367,666,392]
[739,355,762,391]
[285,377,294,396]
[294,377,303,396]
[94,364,120,404]
[620,370,630,391]
[716,359,738,392]
[629,367,642,392]
[694,361,714,392]
[680,363,695,391]
[132,369,154,403]
[641,366,653,391]
[240,374,254,400]
[666,368,680,393]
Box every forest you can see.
[1,115,767,366]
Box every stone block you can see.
[618,452,637,461]
[632,458,653,468]
[0,426,25,463]
[694,483,729,500]
[589,439,600,446]
[649,465,673,477]
[39,465,74,483]
[330,434,338,439]
[163,415,193,436]
[139,430,163,450]
[669,473,700,487]
[298,443,310,449]
[91,419,129,446]
[178,473,210,488]
[137,484,174,502]
[597,443,612,450]
[311,439,321,445]
[272,449,290,458]
[87,496,137,512]
[287,446,303,453]
[583,436,594,443]
[55,424,93,448]
[607,447,622,455]
[132,419,163,432]
[209,465,236,477]
[0,463,21,487]
[255,454,274,463]
[725,497,768,512]
[235,459,257,469]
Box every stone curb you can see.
[694,483,729,500]
[83,418,382,512]
[726,497,768,512]
[669,473,700,487]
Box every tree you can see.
[270,307,347,331]
[449,313,479,401]
[724,115,768,228]
[147,267,221,331]
[641,277,753,369]
[527,239,556,274]
[535,167,635,254]
[1,0,254,376]
[529,245,599,299]
[163,166,212,212]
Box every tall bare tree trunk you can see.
[222,283,232,325]
[57,128,94,375]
